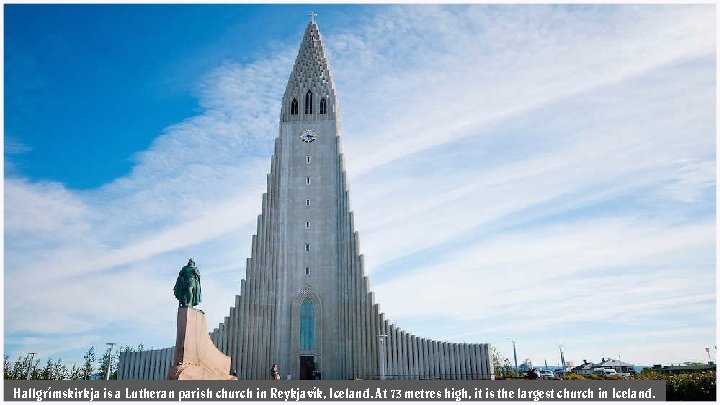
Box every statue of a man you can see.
[173,259,202,307]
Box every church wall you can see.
[118,20,495,382]
[117,347,173,380]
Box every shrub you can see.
[665,371,716,401]
[630,370,715,401]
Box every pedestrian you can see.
[270,363,280,380]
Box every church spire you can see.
[281,16,337,122]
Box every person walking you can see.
[270,363,280,380]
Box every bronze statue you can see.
[174,259,202,307]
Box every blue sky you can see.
[4,4,716,370]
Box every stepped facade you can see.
[118,17,494,381]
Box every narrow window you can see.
[305,267,310,276]
[306,177,311,185]
[305,221,310,229]
[320,98,327,114]
[290,98,298,115]
[304,90,313,114]
[305,243,310,252]
[305,199,310,206]
[299,299,315,350]
[306,156,311,163]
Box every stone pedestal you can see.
[167,307,237,380]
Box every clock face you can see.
[300,129,317,143]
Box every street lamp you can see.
[104,343,116,380]
[508,339,519,377]
[25,352,37,380]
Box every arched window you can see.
[299,299,315,350]
[304,91,313,114]
[290,98,298,115]
[319,98,327,114]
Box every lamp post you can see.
[508,339,519,377]
[104,343,116,380]
[378,334,388,380]
[25,352,37,380]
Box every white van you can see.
[593,368,618,377]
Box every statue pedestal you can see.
[167,307,237,380]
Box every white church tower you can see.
[118,16,494,381]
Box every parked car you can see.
[593,368,618,377]
[540,370,556,380]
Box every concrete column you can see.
[477,344,485,379]
[455,343,463,380]
[456,343,464,380]
[371,301,379,379]
[415,336,422,379]
[449,343,458,380]
[481,344,490,379]
[350,227,358,378]
[242,279,251,380]
[440,343,448,380]
[168,347,174,379]
[377,316,386,380]
[366,292,375,378]
[132,352,139,380]
[427,340,435,379]
[226,307,235,357]
[417,338,424,379]
[389,326,397,379]
[256,203,268,379]
[459,344,467,380]
[246,236,258,379]
[117,352,125,380]
[476,344,484,379]
[442,342,452,380]
[156,349,164,380]
[435,340,442,379]
[420,338,428,379]
[148,350,157,380]
[139,352,146,380]
[468,344,477,379]
[141,351,148,380]
[458,344,466,380]
[429,339,435,379]
[463,343,470,380]
[394,327,401,379]
[156,350,164,380]
[407,335,414,379]
[237,279,246,380]
[134,352,141,380]
[409,334,417,379]
[350,238,360,378]
[232,296,241,376]
[123,352,131,380]
[406,335,413,379]
[223,318,230,354]
[150,350,157,380]
[398,329,408,380]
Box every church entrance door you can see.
[299,356,315,380]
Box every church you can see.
[118,16,494,381]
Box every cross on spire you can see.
[308,11,317,23]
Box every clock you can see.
[300,129,317,143]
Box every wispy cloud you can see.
[4,5,715,367]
